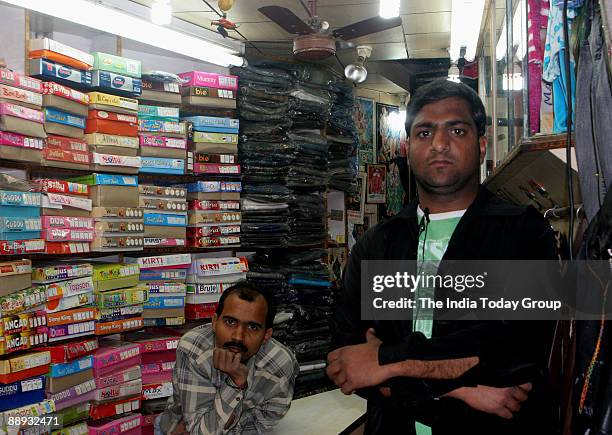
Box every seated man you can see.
[157,281,299,434]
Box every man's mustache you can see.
[223,341,248,353]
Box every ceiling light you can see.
[447,64,461,82]
[379,0,400,18]
[151,0,172,26]
[450,0,485,61]
[2,0,244,67]
[344,45,372,84]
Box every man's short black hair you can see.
[405,80,487,137]
[215,281,276,329]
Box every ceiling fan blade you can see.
[332,16,402,40]
[258,6,313,35]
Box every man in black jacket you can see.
[327,80,557,434]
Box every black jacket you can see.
[333,187,558,435]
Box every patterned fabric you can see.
[159,324,299,434]
[528,0,549,133]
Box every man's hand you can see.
[327,328,392,394]
[169,420,188,435]
[444,383,532,419]
[213,348,249,389]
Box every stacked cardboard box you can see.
[69,173,144,252]
[92,263,145,336]
[43,134,90,171]
[42,82,88,141]
[0,68,45,163]
[87,92,141,174]
[124,329,180,433]
[138,106,186,175]
[35,179,94,254]
[125,254,190,326]
[178,71,238,110]
[28,38,93,91]
[0,190,45,256]
[186,181,241,249]
[139,71,181,106]
[89,340,142,424]
[90,52,142,99]
[138,184,187,248]
[186,257,248,321]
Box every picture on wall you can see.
[346,173,366,224]
[355,98,376,164]
[386,160,406,216]
[366,164,386,204]
[376,103,401,163]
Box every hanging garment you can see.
[528,0,550,133]
[574,0,612,222]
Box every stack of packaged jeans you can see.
[327,82,359,193]
[232,65,294,248]
[246,250,334,398]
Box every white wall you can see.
[0,4,25,72]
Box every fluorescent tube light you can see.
[449,0,485,61]
[151,0,172,26]
[2,0,244,67]
[379,0,400,18]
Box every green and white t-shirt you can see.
[414,206,465,435]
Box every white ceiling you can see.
[131,0,455,62]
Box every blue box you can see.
[0,231,41,241]
[144,213,187,227]
[44,108,86,129]
[144,295,185,309]
[182,116,239,134]
[140,157,184,175]
[140,269,187,281]
[0,206,40,219]
[187,181,241,193]
[138,106,179,122]
[48,355,93,378]
[0,376,46,412]
[29,59,92,87]
[0,217,41,232]
[70,173,138,186]
[0,191,42,207]
[92,70,142,96]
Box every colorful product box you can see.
[0,259,32,295]
[188,211,241,225]
[190,131,238,144]
[141,382,172,400]
[126,254,191,270]
[190,257,248,277]
[44,108,85,129]
[42,82,89,105]
[138,185,186,199]
[94,287,146,309]
[138,105,179,121]
[0,239,45,255]
[0,68,43,93]
[46,308,96,328]
[0,131,43,149]
[89,397,140,420]
[88,92,138,112]
[70,173,138,186]
[193,163,240,175]
[0,398,55,424]
[32,264,93,284]
[42,228,94,242]
[189,200,240,211]
[91,52,142,78]
[85,133,139,150]
[92,153,141,168]
[38,338,98,364]
[44,242,90,255]
[187,283,228,294]
[93,379,141,403]
[0,102,44,123]
[29,38,95,70]
[180,86,235,99]
[0,286,46,319]
[92,71,142,96]
[177,71,238,90]
[138,120,186,135]
[187,181,241,193]
[43,192,93,212]
[0,191,42,207]
[90,207,143,219]
[0,83,43,107]
[139,197,187,212]
[0,329,48,356]
[182,116,238,133]
[143,317,184,327]
[144,296,184,309]
[36,179,90,197]
[87,413,141,435]
[45,292,94,314]
[140,157,184,174]
[41,216,94,230]
[94,221,144,234]
[47,379,96,411]
[194,153,236,164]
[0,375,46,412]
[29,59,92,88]
[139,134,186,150]
[48,355,93,378]
[97,305,143,323]
[45,277,94,301]
[92,343,140,377]
[188,235,240,248]
[47,321,96,343]
[143,282,186,294]
[139,269,186,282]
[46,134,88,152]
[0,312,46,336]
[94,365,141,390]
[0,217,41,233]
[141,79,180,93]
[144,213,187,227]
[86,118,138,137]
[143,238,185,247]
[42,147,90,166]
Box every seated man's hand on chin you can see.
[443,383,532,419]
[213,347,249,389]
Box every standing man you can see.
[328,80,557,434]
[158,281,299,434]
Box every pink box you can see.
[0,131,43,149]
[0,102,44,123]
[42,228,94,242]
[42,216,94,230]
[95,365,141,389]
[88,413,142,435]
[178,71,238,90]
[0,68,43,93]
[93,343,141,377]
[46,379,96,411]
[141,368,172,385]
[139,134,186,150]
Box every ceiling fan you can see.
[258,1,402,61]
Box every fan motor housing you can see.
[293,34,336,60]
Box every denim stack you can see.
[327,82,359,193]
[232,65,294,248]
[246,250,334,398]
